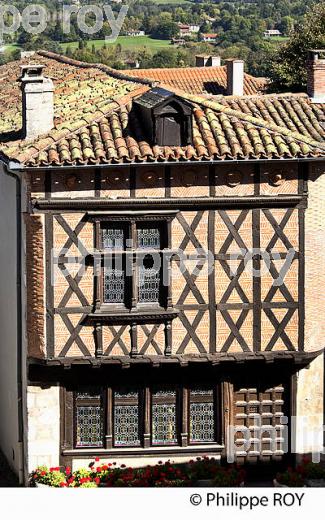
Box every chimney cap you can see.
[225,58,245,63]
[20,64,45,83]
[308,49,325,61]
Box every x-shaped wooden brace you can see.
[176,309,207,354]
[220,308,250,352]
[139,324,163,355]
[104,325,129,356]
[263,257,295,303]
[177,211,205,252]
[262,209,294,253]
[55,215,90,308]
[58,313,91,357]
[264,307,296,351]
[217,210,250,304]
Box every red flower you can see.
[60,482,67,487]
[41,471,46,476]
[96,467,101,473]
[94,477,100,485]
[65,467,71,475]
[95,457,100,462]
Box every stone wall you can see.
[294,161,325,454]
[27,386,60,472]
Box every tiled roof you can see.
[1,51,325,167]
[3,92,325,167]
[0,50,152,138]
[124,65,266,96]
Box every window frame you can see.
[64,383,222,451]
[92,214,175,313]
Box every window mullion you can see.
[131,220,137,308]
[181,387,188,447]
[95,220,101,310]
[143,387,151,448]
[105,388,113,449]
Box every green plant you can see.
[213,467,246,487]
[297,457,325,480]
[31,466,67,487]
[275,468,305,487]
[186,457,221,480]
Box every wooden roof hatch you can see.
[133,87,193,147]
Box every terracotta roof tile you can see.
[125,65,266,96]
[1,51,325,167]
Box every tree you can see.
[151,21,179,40]
[268,2,325,92]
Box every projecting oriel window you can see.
[100,220,166,308]
[138,226,161,304]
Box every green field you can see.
[2,44,20,54]
[61,36,172,53]
[265,36,289,43]
[151,0,191,4]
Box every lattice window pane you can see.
[104,268,125,303]
[102,227,125,250]
[152,388,177,445]
[114,390,140,447]
[190,389,215,443]
[190,403,214,442]
[76,388,102,400]
[137,227,161,250]
[76,406,104,447]
[138,263,160,303]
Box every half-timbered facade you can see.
[1,50,325,481]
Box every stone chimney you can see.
[307,50,325,103]
[195,55,221,67]
[226,59,244,96]
[20,64,54,140]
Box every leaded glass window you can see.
[102,227,125,250]
[138,259,160,303]
[189,388,215,443]
[71,384,220,451]
[104,266,125,304]
[98,221,167,308]
[137,227,160,250]
[152,388,177,445]
[138,226,161,303]
[102,226,126,304]
[114,389,141,447]
[75,389,104,448]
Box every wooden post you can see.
[143,387,151,448]
[95,322,103,357]
[181,387,188,447]
[164,320,172,356]
[130,322,138,357]
[105,388,113,449]
[131,221,137,309]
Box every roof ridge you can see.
[125,64,266,82]
[37,50,156,87]
[179,91,325,152]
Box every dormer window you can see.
[133,87,193,147]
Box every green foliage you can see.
[268,2,325,92]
